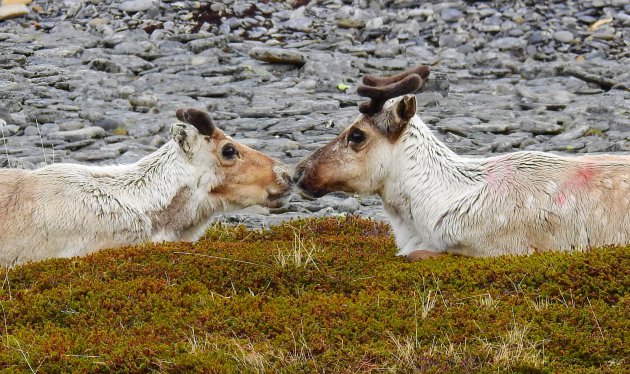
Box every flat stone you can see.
[488,37,526,50]
[441,8,463,23]
[283,17,312,32]
[73,150,120,162]
[553,30,574,43]
[336,19,365,29]
[187,36,227,53]
[49,127,106,142]
[339,197,360,213]
[88,58,130,74]
[56,139,96,151]
[249,47,306,66]
[518,119,563,135]
[550,124,589,142]
[118,0,155,13]
[2,0,32,4]
[0,4,29,20]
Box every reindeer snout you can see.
[281,171,293,186]
[292,168,304,185]
[273,163,294,188]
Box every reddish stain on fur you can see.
[484,158,514,192]
[554,164,599,206]
[567,164,598,189]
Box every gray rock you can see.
[283,17,312,32]
[57,139,96,151]
[441,8,464,23]
[488,37,526,50]
[88,58,130,74]
[73,150,121,162]
[249,47,307,66]
[93,117,123,131]
[518,119,563,135]
[188,36,227,53]
[119,0,156,13]
[550,124,589,142]
[49,127,107,142]
[129,94,159,109]
[553,31,574,43]
[339,197,360,214]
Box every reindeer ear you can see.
[387,95,416,141]
[176,108,215,136]
[396,95,416,122]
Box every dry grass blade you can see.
[274,228,319,270]
[0,119,10,167]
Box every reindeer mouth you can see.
[264,190,291,208]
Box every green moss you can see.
[0,217,628,372]
[584,128,605,138]
[112,125,128,136]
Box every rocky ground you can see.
[1,0,629,228]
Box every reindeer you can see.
[294,65,630,260]
[0,109,293,266]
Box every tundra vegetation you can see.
[0,217,627,372]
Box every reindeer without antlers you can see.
[0,109,293,266]
[294,65,630,260]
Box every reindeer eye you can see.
[221,144,238,159]
[348,128,366,144]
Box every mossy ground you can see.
[0,217,628,373]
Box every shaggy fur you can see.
[0,118,292,266]
[295,95,630,258]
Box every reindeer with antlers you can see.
[294,65,630,260]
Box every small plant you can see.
[479,321,545,369]
[477,293,499,309]
[415,278,437,320]
[274,228,319,270]
[112,125,128,136]
[0,119,11,167]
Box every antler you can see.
[362,65,430,87]
[357,65,431,115]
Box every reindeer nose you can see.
[281,171,293,186]
[292,169,305,185]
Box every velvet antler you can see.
[357,65,430,115]
[176,108,215,136]
[362,65,431,87]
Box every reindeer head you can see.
[172,108,293,209]
[293,66,430,197]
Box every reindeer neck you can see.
[380,116,483,202]
[95,141,198,208]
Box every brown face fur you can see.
[294,96,416,198]
[294,117,393,198]
[208,128,292,209]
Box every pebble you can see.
[339,197,361,214]
[441,8,464,23]
[488,37,526,49]
[118,0,155,13]
[553,30,574,43]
